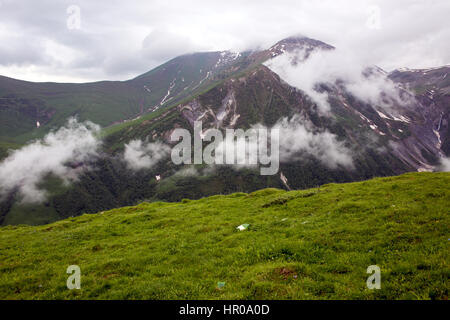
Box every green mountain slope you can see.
[0,51,249,146]
[0,172,448,299]
[0,36,448,228]
[0,76,149,144]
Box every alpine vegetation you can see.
[0,0,448,303]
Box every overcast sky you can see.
[0,0,448,83]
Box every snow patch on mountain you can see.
[159,79,176,107]
[265,47,414,114]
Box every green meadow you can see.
[0,172,448,299]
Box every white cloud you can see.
[275,115,354,169]
[265,47,413,113]
[0,0,448,82]
[123,139,170,170]
[173,166,199,177]
[439,157,450,172]
[142,28,200,62]
[211,115,354,171]
[0,118,101,203]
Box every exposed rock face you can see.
[104,37,449,179]
[169,58,448,174]
[388,66,450,163]
[1,35,449,226]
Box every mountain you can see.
[0,50,250,147]
[388,66,450,159]
[0,172,448,299]
[0,36,449,226]
[104,38,449,173]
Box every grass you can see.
[0,172,448,300]
[0,140,21,160]
[0,50,248,147]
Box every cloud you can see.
[0,118,101,203]
[0,34,48,67]
[438,157,450,172]
[265,47,413,113]
[0,0,448,82]
[211,115,353,171]
[142,28,199,62]
[173,166,199,177]
[275,115,354,169]
[123,139,170,170]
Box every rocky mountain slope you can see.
[0,50,250,146]
[0,36,448,225]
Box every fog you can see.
[0,0,448,82]
[439,157,450,172]
[0,119,101,203]
[275,115,354,169]
[123,139,171,170]
[266,47,413,114]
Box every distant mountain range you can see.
[0,36,448,225]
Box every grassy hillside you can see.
[0,79,150,144]
[0,172,448,300]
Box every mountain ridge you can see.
[0,35,449,226]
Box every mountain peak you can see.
[275,35,333,48]
[267,35,334,58]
